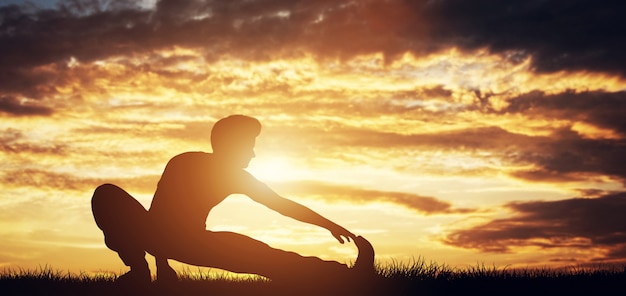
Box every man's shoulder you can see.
[165,151,212,168]
[170,151,211,161]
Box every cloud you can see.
[0,96,53,116]
[1,0,623,122]
[504,128,626,183]
[0,3,154,66]
[418,0,626,76]
[271,180,473,215]
[0,168,159,193]
[343,126,528,150]
[0,128,64,154]
[443,191,626,263]
[293,122,626,183]
[504,90,626,137]
[1,0,622,84]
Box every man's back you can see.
[149,152,226,234]
[148,151,263,234]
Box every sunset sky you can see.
[1,0,626,276]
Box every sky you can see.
[1,0,626,276]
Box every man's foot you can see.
[156,261,178,284]
[116,268,151,286]
[353,235,375,275]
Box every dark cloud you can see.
[0,96,53,116]
[443,192,626,263]
[453,127,626,183]
[498,90,626,182]
[0,2,154,67]
[506,129,626,184]
[504,90,626,137]
[271,180,473,215]
[419,0,626,76]
[1,0,623,92]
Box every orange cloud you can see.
[271,180,473,215]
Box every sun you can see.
[247,156,300,182]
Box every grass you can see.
[2,260,625,296]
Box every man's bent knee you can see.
[91,183,148,232]
[91,184,150,262]
[92,183,124,230]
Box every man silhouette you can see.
[91,114,375,284]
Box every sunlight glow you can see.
[4,42,626,274]
[247,157,302,182]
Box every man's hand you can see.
[328,223,357,244]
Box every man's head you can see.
[211,115,261,168]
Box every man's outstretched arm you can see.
[247,184,356,244]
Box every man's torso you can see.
[148,152,257,233]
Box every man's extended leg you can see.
[91,183,151,283]
[157,230,374,283]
